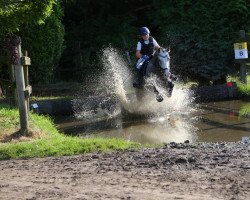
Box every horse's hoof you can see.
[172,76,178,81]
[156,94,164,102]
[170,74,178,81]
[167,88,174,97]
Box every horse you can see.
[133,47,175,102]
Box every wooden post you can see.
[13,38,29,135]
[239,30,247,84]
[23,50,30,114]
[122,36,132,65]
[10,64,18,106]
[240,63,247,84]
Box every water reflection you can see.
[85,116,197,144]
[195,100,250,142]
[56,114,197,144]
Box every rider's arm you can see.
[136,42,142,58]
[153,39,160,50]
[136,50,142,58]
[155,44,160,50]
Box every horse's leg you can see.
[159,58,175,97]
[145,61,164,102]
[167,80,174,97]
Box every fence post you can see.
[121,36,132,65]
[23,50,32,115]
[240,30,247,84]
[8,36,29,135]
[234,30,248,84]
[10,64,18,106]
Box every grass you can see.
[0,103,140,160]
[237,83,250,96]
[227,75,250,97]
[239,103,250,118]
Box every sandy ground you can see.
[0,142,249,200]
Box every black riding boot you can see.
[133,69,143,88]
[133,62,148,89]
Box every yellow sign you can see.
[234,42,248,59]
[234,42,247,50]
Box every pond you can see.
[53,100,250,144]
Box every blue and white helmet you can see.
[139,27,150,36]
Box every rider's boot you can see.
[133,68,144,89]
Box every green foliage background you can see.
[19,4,64,83]
[150,0,250,84]
[0,0,250,86]
[58,0,139,81]
[0,0,56,37]
[0,0,64,84]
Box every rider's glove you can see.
[136,55,149,70]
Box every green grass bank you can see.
[228,75,250,97]
[0,103,140,160]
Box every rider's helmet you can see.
[139,27,150,36]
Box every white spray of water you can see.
[73,46,198,142]
[101,47,132,103]
[72,47,129,120]
[100,46,198,142]
[100,46,196,117]
[113,117,197,144]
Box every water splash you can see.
[101,46,132,103]
[74,46,196,117]
[120,73,195,118]
[73,46,132,120]
[95,115,198,144]
[72,46,198,143]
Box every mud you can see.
[0,142,249,200]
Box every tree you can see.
[150,0,250,85]
[58,0,141,81]
[0,0,56,37]
[20,3,65,84]
[0,0,64,84]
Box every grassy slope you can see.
[0,103,140,160]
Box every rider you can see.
[133,27,176,97]
[133,27,160,88]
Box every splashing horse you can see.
[134,47,175,102]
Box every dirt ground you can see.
[0,142,249,200]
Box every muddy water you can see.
[195,100,250,142]
[57,47,249,144]
[54,100,250,144]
